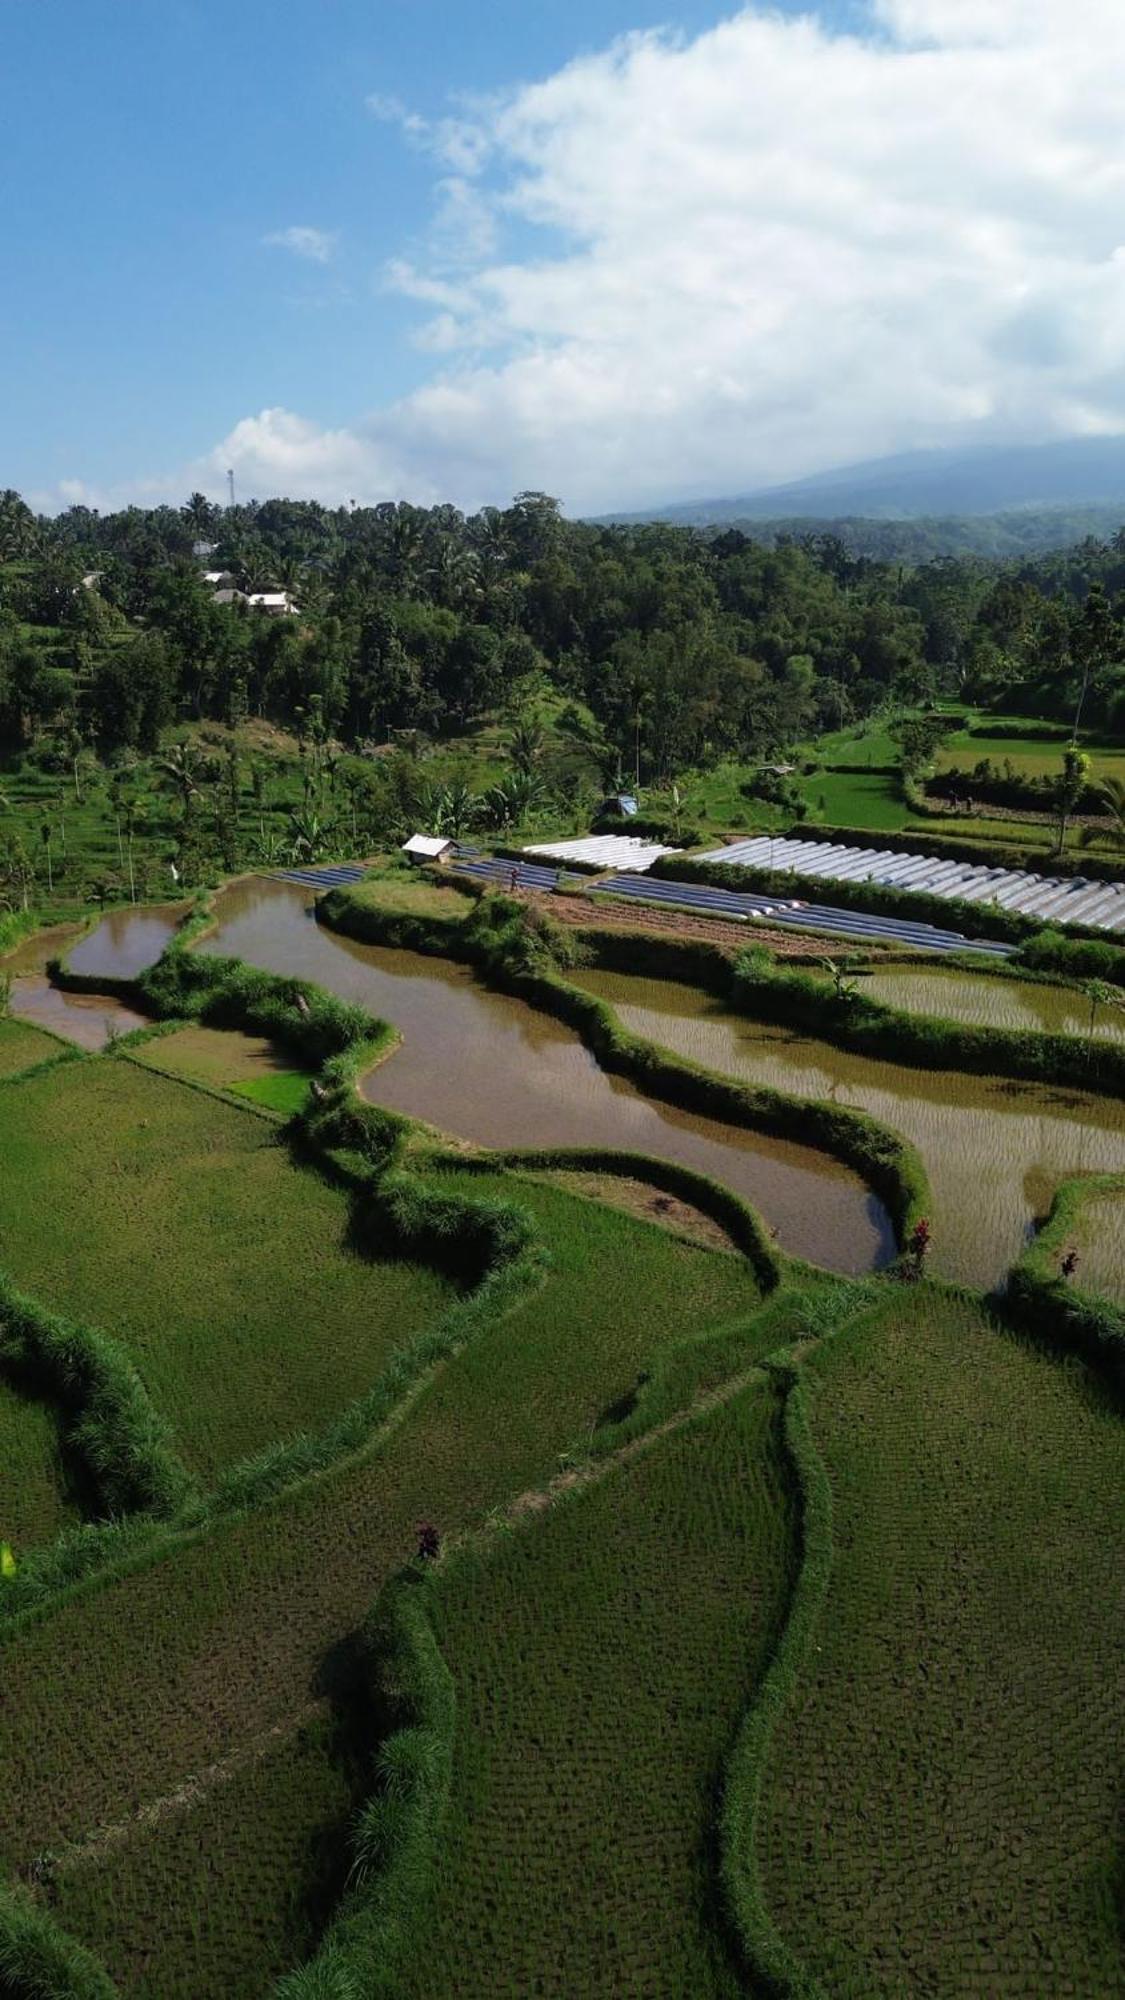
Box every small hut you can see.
[401,833,455,867]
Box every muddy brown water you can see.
[2,912,168,1050]
[194,877,894,1274]
[6,980,148,1051]
[65,903,189,981]
[570,967,1125,1290]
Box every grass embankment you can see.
[0,1163,769,1996]
[375,1382,795,2000]
[756,1288,1125,1998]
[1006,1173,1125,1388]
[0,1058,454,1484]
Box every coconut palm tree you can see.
[156,742,207,818]
[1081,775,1125,851]
[508,720,545,777]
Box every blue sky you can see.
[3,0,1120,513]
[4,0,772,491]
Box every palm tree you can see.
[182,492,219,542]
[1081,775,1125,851]
[428,537,480,611]
[123,795,150,905]
[508,720,545,777]
[156,742,206,819]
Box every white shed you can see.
[401,833,454,866]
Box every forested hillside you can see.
[3,484,1125,824]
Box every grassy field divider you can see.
[273,1277,808,2000]
[274,1570,455,2000]
[720,1281,884,2000]
[0,1271,193,1526]
[0,1882,119,2000]
[320,886,930,1249]
[1004,1174,1125,1394]
[725,952,1125,1098]
[445,1143,784,1289]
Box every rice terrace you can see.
[0,802,1122,1998]
[4,424,1125,1996]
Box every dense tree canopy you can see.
[3,490,1125,786]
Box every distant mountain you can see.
[657,506,1125,563]
[600,437,1125,556]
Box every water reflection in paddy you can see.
[858,964,1125,1043]
[571,967,1125,1290]
[2,907,182,1049]
[196,877,894,1274]
[66,903,189,981]
[7,979,148,1051]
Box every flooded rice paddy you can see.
[570,968,1125,1289]
[3,920,149,1050]
[192,877,893,1274]
[857,964,1125,1043]
[66,903,188,981]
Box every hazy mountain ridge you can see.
[599,437,1125,557]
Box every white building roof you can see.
[522,835,682,874]
[401,833,454,858]
[696,835,1125,934]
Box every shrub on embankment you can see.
[0,1273,191,1524]
[0,909,42,958]
[647,852,1113,949]
[0,1883,118,2000]
[275,1569,455,2000]
[1019,928,1125,991]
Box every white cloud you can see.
[112,4,1125,512]
[263,225,339,264]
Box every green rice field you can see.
[857,962,1125,1040]
[0,1381,78,1553]
[1,864,1123,1999]
[0,1158,768,1994]
[758,1289,1125,1998]
[1071,1188,1125,1302]
[0,1056,455,1482]
[0,1017,67,1079]
[403,1380,794,1998]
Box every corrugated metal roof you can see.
[402,833,454,857]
